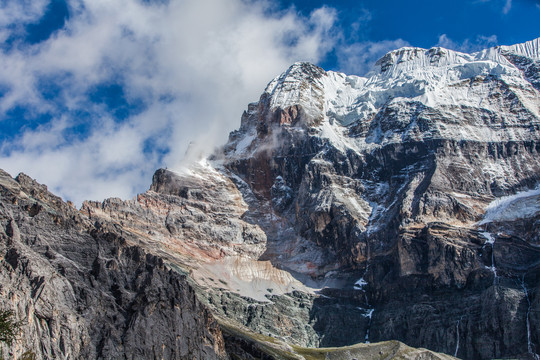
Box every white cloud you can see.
[436,33,498,53]
[0,0,339,205]
[336,39,410,75]
[475,0,513,14]
[0,0,51,27]
[502,0,512,14]
[436,34,459,50]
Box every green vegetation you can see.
[217,317,300,359]
[0,310,20,345]
[217,316,455,360]
[0,309,36,360]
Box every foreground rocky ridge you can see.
[0,170,227,359]
[0,171,455,360]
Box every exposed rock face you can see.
[214,38,540,359]
[78,39,540,360]
[0,170,228,359]
[0,170,454,359]
[3,38,540,360]
[82,164,267,263]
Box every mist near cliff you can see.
[1,0,534,205]
[0,0,339,205]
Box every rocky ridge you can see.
[0,168,455,360]
[0,169,227,359]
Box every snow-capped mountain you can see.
[230,37,539,154]
[222,38,540,271]
[89,37,540,359]
[217,37,540,359]
[2,38,540,360]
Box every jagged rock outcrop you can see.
[0,169,228,359]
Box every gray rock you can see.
[0,170,228,360]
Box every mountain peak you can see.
[264,62,325,94]
[499,37,540,60]
[258,61,327,122]
[374,46,427,71]
[225,37,540,161]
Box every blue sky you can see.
[285,0,539,47]
[0,0,538,204]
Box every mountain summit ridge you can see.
[227,38,540,163]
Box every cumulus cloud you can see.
[336,39,410,75]
[0,0,50,26]
[0,0,339,205]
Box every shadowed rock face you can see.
[0,170,228,360]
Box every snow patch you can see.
[354,277,368,289]
[234,131,256,155]
[318,119,360,154]
[363,308,374,319]
[480,231,495,244]
[479,186,540,225]
[194,256,316,302]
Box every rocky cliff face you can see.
[214,39,540,359]
[0,169,228,360]
[81,39,540,360]
[0,168,455,360]
[218,38,540,359]
[2,38,540,360]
